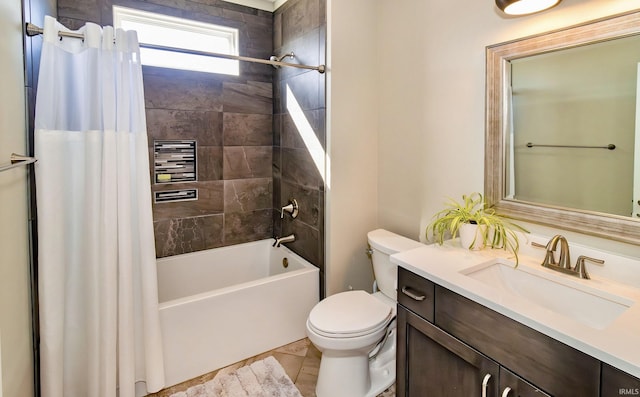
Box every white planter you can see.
[459,223,486,250]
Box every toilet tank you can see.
[367,229,423,301]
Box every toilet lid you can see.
[308,290,392,336]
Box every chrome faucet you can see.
[532,235,604,279]
[280,199,299,219]
[273,234,295,247]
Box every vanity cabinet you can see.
[397,306,499,396]
[397,267,603,397]
[601,364,640,397]
[500,367,551,397]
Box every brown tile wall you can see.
[56,0,326,283]
[273,0,326,295]
[57,0,275,257]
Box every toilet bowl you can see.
[306,229,423,397]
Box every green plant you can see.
[425,192,529,264]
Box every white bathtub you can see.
[157,239,319,387]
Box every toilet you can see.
[306,229,423,397]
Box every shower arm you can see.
[269,52,295,68]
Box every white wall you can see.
[0,0,34,395]
[326,0,640,295]
[325,0,379,295]
[375,0,640,256]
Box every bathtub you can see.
[156,239,319,388]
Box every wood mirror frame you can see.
[485,9,640,246]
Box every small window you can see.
[113,6,239,75]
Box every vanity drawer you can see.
[398,267,435,322]
[435,285,600,397]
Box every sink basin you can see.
[460,259,635,330]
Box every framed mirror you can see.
[485,9,640,245]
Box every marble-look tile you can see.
[277,28,322,81]
[224,209,272,245]
[275,338,310,357]
[273,113,282,146]
[152,181,224,220]
[273,10,283,52]
[143,71,223,112]
[281,147,322,190]
[281,109,325,150]
[272,146,282,180]
[153,214,223,257]
[241,17,273,57]
[272,352,306,384]
[223,113,272,146]
[295,343,321,397]
[223,146,272,179]
[281,219,320,266]
[56,17,87,31]
[222,81,272,115]
[106,0,221,25]
[272,209,283,240]
[224,178,272,213]
[197,146,223,181]
[58,0,101,24]
[144,337,394,397]
[280,71,322,112]
[146,109,222,147]
[281,0,321,46]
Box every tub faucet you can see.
[273,234,295,247]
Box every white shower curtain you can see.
[34,16,164,397]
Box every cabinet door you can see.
[601,364,640,397]
[397,305,499,397]
[499,367,551,397]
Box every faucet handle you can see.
[280,199,299,219]
[531,241,546,249]
[532,241,557,267]
[573,255,604,280]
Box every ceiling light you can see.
[496,0,561,16]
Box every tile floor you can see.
[146,338,396,397]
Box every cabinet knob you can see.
[502,387,512,397]
[401,286,426,301]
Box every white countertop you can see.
[390,238,640,378]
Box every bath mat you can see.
[169,356,303,397]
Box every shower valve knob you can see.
[280,199,299,219]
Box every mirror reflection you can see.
[507,34,640,218]
[485,10,640,246]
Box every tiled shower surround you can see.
[57,0,326,286]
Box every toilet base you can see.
[367,327,396,397]
[315,328,396,397]
[367,355,395,397]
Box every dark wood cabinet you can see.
[499,367,551,397]
[396,267,639,397]
[435,285,599,396]
[397,266,435,322]
[601,364,640,397]
[397,306,499,396]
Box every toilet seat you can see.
[308,290,393,338]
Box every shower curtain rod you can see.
[25,23,326,74]
[0,153,37,173]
